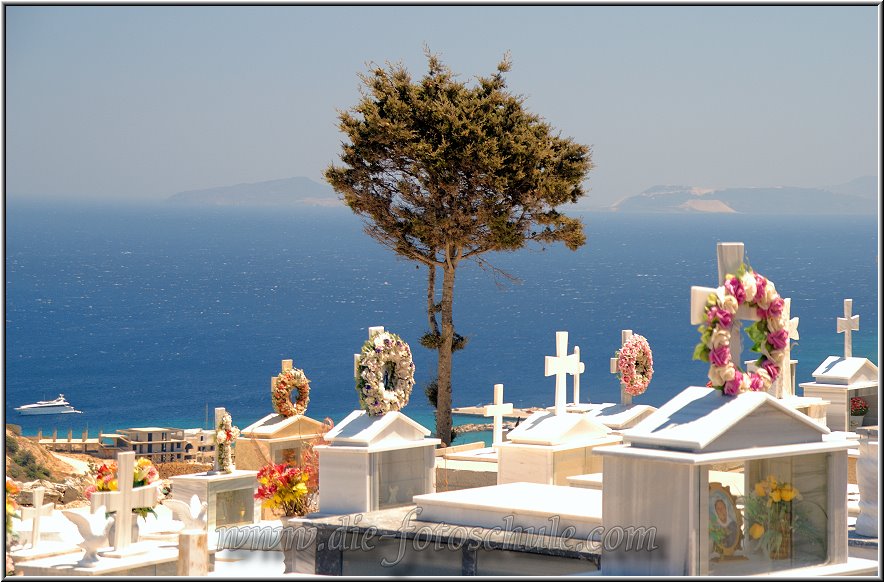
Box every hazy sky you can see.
[3,5,879,207]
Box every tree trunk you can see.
[427,265,439,335]
[436,263,456,445]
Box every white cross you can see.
[778,298,800,398]
[19,487,54,547]
[690,242,761,366]
[837,298,860,358]
[271,359,293,391]
[483,383,514,446]
[610,329,635,406]
[544,331,582,416]
[354,326,385,380]
[90,451,161,555]
[570,346,586,405]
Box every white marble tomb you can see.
[316,410,440,514]
[596,386,862,576]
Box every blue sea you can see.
[4,201,879,446]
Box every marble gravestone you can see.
[89,451,163,558]
[235,359,327,472]
[316,326,440,515]
[170,408,260,534]
[596,386,864,576]
[498,331,621,486]
[800,299,879,433]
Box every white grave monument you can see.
[236,359,327,471]
[441,383,515,462]
[19,487,54,548]
[497,331,620,485]
[800,299,879,432]
[691,242,826,424]
[316,326,440,514]
[89,451,162,557]
[855,426,878,538]
[596,386,869,576]
[170,408,260,533]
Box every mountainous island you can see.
[608,175,876,215]
[167,177,343,207]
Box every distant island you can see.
[606,175,876,215]
[167,177,343,207]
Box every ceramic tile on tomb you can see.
[596,385,869,576]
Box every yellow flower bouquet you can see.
[743,475,822,560]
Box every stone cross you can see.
[610,329,634,406]
[354,326,385,380]
[20,487,54,547]
[779,298,800,398]
[90,451,161,555]
[271,359,294,392]
[544,331,582,416]
[837,298,860,358]
[570,346,586,406]
[483,383,514,446]
[690,242,761,367]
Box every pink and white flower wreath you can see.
[616,334,654,396]
[693,264,789,396]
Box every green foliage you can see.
[5,435,19,455]
[420,331,468,352]
[9,450,52,482]
[325,50,592,444]
[425,379,439,409]
[693,341,711,362]
[325,50,592,266]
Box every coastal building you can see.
[99,427,188,463]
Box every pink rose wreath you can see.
[693,263,788,396]
[615,334,654,397]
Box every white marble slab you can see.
[506,410,610,446]
[811,356,878,385]
[623,386,828,452]
[325,410,432,447]
[414,482,603,538]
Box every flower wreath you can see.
[693,263,789,396]
[272,367,310,417]
[615,334,654,396]
[356,330,415,416]
[215,412,240,473]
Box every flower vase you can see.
[769,518,792,560]
[849,415,864,431]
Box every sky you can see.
[2,5,880,208]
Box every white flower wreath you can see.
[355,331,415,416]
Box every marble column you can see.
[855,426,878,537]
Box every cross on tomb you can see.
[690,242,761,367]
[837,298,860,358]
[570,346,586,406]
[779,298,800,398]
[208,407,227,474]
[354,326,386,381]
[20,487,54,547]
[544,331,582,416]
[90,451,161,555]
[610,329,634,406]
[484,383,514,446]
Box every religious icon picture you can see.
[709,482,745,560]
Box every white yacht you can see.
[14,394,82,415]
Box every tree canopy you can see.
[326,52,593,444]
